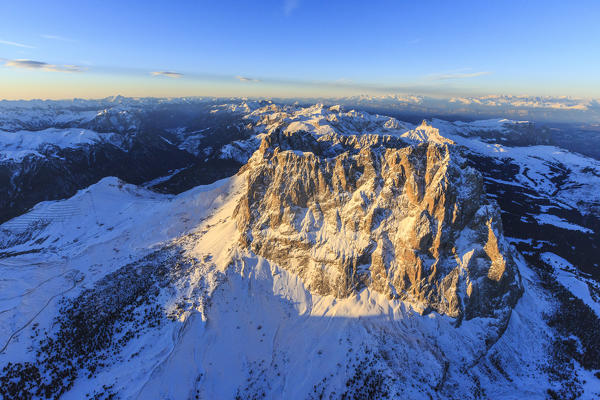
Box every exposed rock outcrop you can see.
[234,129,522,320]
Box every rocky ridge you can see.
[234,128,523,320]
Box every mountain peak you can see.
[235,130,522,320]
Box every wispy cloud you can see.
[41,34,76,42]
[151,71,183,78]
[0,39,35,49]
[284,0,300,16]
[429,71,491,80]
[3,59,85,72]
[236,75,260,83]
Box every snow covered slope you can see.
[0,128,126,161]
[0,167,560,399]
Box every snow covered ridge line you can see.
[0,96,594,163]
[240,95,599,123]
[0,97,260,133]
[0,99,512,162]
[0,102,555,163]
[1,94,596,106]
[0,95,239,108]
[0,127,126,161]
[338,93,600,110]
[238,99,529,141]
[334,94,600,123]
[448,95,600,111]
[2,94,599,124]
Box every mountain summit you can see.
[235,129,522,322]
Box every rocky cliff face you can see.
[234,129,522,320]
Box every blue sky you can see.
[0,0,599,99]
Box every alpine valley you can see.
[0,97,599,399]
